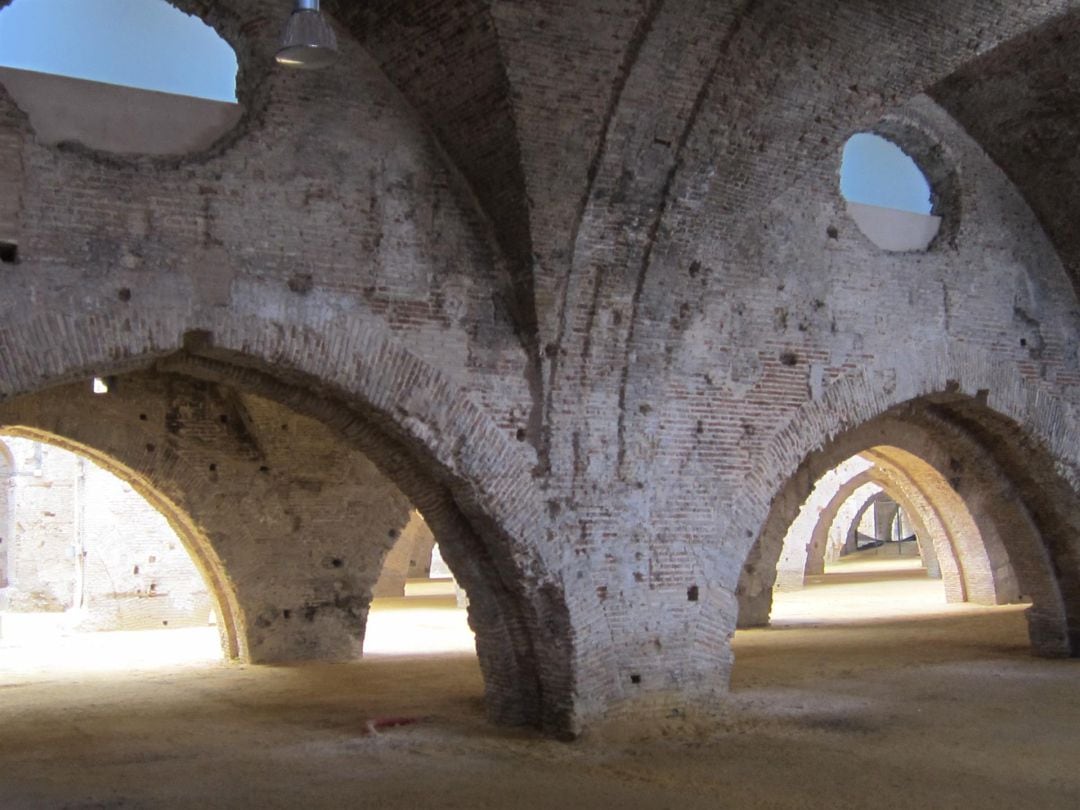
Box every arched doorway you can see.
[0,347,575,733]
[737,395,1077,657]
[0,434,227,670]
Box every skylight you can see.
[0,0,237,103]
[840,133,932,215]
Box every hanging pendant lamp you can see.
[276,0,339,70]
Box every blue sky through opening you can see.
[1,3,935,205]
[0,0,237,102]
[840,133,932,215]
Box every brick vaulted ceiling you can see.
[320,0,1080,470]
[932,9,1080,303]
[327,1,1080,337]
[325,0,542,348]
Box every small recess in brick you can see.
[0,241,17,264]
[145,443,156,453]
[259,465,270,473]
[779,351,799,367]
[516,428,527,441]
[139,413,148,421]
[283,609,292,619]
[182,329,214,353]
[388,528,399,539]
[826,225,839,239]
[208,463,217,472]
[687,585,699,602]
[630,674,641,685]
[117,287,131,302]
[288,273,313,294]
[331,558,343,568]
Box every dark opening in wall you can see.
[0,241,17,264]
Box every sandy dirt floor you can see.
[1,558,1078,809]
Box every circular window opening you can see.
[0,0,241,156]
[840,132,942,253]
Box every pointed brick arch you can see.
[0,310,582,735]
[0,426,242,657]
[732,354,1080,659]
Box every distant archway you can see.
[0,428,239,657]
[738,396,1077,657]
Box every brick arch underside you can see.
[839,487,947,581]
[732,368,1080,659]
[739,411,1047,636]
[0,315,577,736]
[789,450,993,604]
[797,469,944,585]
[820,483,943,578]
[0,426,242,657]
[843,490,893,550]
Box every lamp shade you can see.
[276,1,338,70]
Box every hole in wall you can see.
[0,0,243,156]
[0,0,238,101]
[0,241,18,264]
[840,132,942,253]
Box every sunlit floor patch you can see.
[769,551,1024,626]
[364,594,475,656]
[0,613,222,677]
[0,591,476,678]
[0,558,1017,678]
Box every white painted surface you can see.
[0,67,242,155]
[847,200,942,252]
